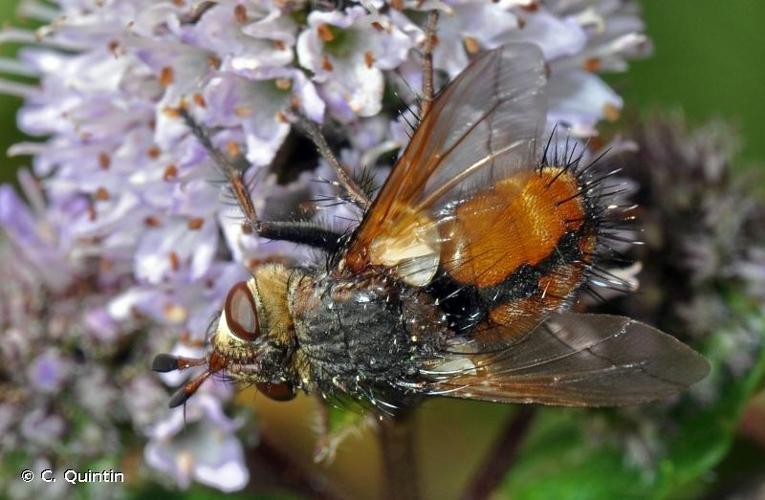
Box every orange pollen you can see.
[364,51,375,68]
[163,106,181,119]
[98,152,111,170]
[94,187,110,201]
[275,78,292,90]
[226,142,241,158]
[147,145,161,159]
[207,55,221,69]
[234,4,248,23]
[193,93,207,107]
[163,164,178,181]
[144,216,161,227]
[583,57,602,72]
[317,24,335,42]
[603,103,621,122]
[159,66,174,87]
[463,36,480,55]
[321,55,333,72]
[169,251,180,271]
[187,217,205,230]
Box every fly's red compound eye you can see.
[224,281,260,341]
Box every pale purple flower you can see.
[391,0,649,135]
[0,182,77,292]
[196,67,325,166]
[180,1,296,72]
[406,0,526,76]
[20,408,66,448]
[83,307,122,344]
[145,393,249,492]
[123,375,174,434]
[27,350,71,394]
[298,6,413,120]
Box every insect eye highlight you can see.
[224,281,260,341]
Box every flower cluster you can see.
[1,175,158,498]
[0,0,651,493]
[616,113,764,362]
[588,113,765,471]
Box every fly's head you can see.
[152,264,300,407]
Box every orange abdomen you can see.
[440,166,587,288]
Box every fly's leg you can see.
[420,10,440,118]
[291,114,371,211]
[313,395,342,464]
[312,395,334,463]
[311,395,374,465]
[179,107,344,252]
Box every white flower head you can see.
[298,6,413,120]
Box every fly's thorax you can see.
[286,270,450,401]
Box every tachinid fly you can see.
[152,42,709,415]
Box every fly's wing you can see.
[339,42,709,405]
[426,312,710,406]
[343,43,548,286]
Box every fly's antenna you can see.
[152,352,228,408]
[151,353,207,373]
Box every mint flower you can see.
[298,5,413,120]
[145,393,249,492]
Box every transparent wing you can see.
[427,312,710,406]
[344,43,548,284]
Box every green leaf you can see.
[501,301,765,500]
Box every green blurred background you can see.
[0,0,33,182]
[615,1,765,166]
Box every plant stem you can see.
[460,406,536,500]
[378,410,420,500]
[246,432,346,500]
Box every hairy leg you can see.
[291,113,371,210]
[180,107,344,252]
[420,10,440,118]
